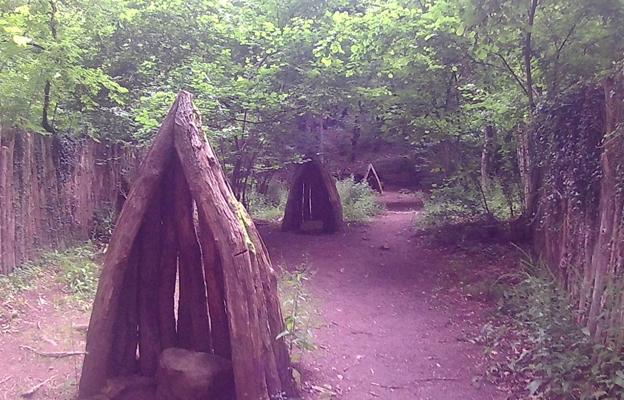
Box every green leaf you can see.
[12,35,32,46]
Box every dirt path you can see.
[260,192,506,400]
[0,191,507,399]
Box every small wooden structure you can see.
[364,163,383,193]
[79,91,295,399]
[282,159,343,233]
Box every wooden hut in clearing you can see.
[281,159,343,233]
[364,163,383,193]
[79,91,295,400]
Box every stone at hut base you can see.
[156,348,235,400]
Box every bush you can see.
[483,254,624,399]
[278,263,315,356]
[91,206,116,242]
[50,243,101,309]
[421,179,520,227]
[336,179,384,222]
[247,182,287,221]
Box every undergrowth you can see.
[481,251,624,400]
[0,261,45,330]
[278,263,315,360]
[248,178,383,223]
[421,179,520,228]
[247,182,288,221]
[0,243,101,329]
[336,178,384,222]
[51,243,101,309]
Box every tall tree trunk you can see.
[480,124,496,191]
[524,0,538,111]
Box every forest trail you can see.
[260,191,506,400]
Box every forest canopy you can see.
[1,0,623,204]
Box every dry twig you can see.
[21,376,55,398]
[20,345,86,358]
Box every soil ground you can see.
[0,191,511,399]
[260,191,507,400]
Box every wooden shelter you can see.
[364,163,383,193]
[79,91,295,400]
[281,159,343,233]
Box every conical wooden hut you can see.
[364,163,383,193]
[79,91,295,400]
[281,159,343,233]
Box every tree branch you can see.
[495,53,529,96]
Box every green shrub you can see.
[49,243,101,309]
[278,263,315,356]
[421,179,520,227]
[247,182,287,221]
[483,253,624,399]
[336,178,384,222]
[91,206,116,242]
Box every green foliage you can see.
[0,243,100,327]
[483,254,624,399]
[278,263,315,356]
[0,260,44,328]
[422,179,520,227]
[336,178,384,222]
[90,206,116,243]
[50,243,100,309]
[247,182,288,221]
[3,0,623,210]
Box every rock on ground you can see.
[156,347,234,400]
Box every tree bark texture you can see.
[480,125,496,191]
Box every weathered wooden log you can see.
[197,213,231,358]
[0,138,16,275]
[245,224,295,395]
[158,171,179,350]
[172,159,211,353]
[79,97,179,397]
[364,163,383,194]
[108,245,140,376]
[282,173,303,232]
[173,91,295,399]
[138,198,163,376]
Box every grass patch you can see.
[480,252,624,400]
[51,243,101,309]
[336,179,384,222]
[0,261,46,329]
[0,243,101,327]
